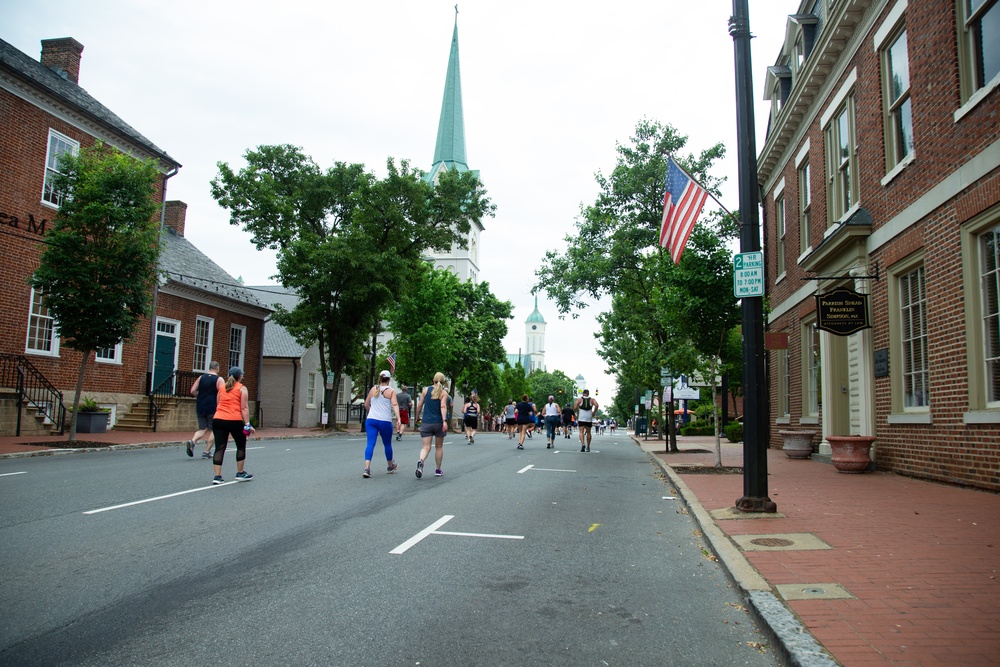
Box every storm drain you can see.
[776,583,855,600]
[750,537,794,547]
[731,532,833,552]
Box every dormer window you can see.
[765,66,792,122]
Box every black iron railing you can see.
[147,370,202,432]
[0,353,66,436]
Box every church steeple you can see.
[430,10,469,177]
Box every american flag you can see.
[659,157,709,264]
[387,352,396,373]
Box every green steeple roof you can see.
[526,296,545,323]
[430,12,469,178]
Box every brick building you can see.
[0,36,268,435]
[759,1,1000,490]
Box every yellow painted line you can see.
[588,523,600,532]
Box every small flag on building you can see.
[387,352,396,373]
[660,157,709,264]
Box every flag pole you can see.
[667,155,740,225]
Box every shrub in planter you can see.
[724,422,743,442]
[74,396,110,433]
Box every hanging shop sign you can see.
[815,287,870,335]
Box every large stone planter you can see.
[827,435,875,473]
[75,411,109,434]
[779,429,817,459]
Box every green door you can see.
[152,334,176,393]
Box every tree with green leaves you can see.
[211,145,494,428]
[30,142,162,441]
[535,119,730,453]
[386,265,512,426]
[526,369,578,407]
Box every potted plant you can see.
[826,434,876,473]
[778,429,817,459]
[74,397,111,434]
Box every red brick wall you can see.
[761,1,1000,491]
[0,85,265,419]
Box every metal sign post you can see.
[731,0,775,512]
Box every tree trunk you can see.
[68,349,92,442]
[709,355,723,468]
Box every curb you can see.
[638,437,838,667]
[0,432,350,460]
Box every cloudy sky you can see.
[4,0,795,398]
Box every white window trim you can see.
[888,253,929,417]
[306,372,317,408]
[873,0,908,51]
[25,288,60,357]
[94,341,124,365]
[229,324,247,370]
[193,316,215,373]
[820,68,858,129]
[41,129,79,210]
[954,71,1000,123]
[795,139,811,168]
[880,151,916,186]
[960,204,1000,418]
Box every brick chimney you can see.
[163,200,187,237]
[40,38,84,84]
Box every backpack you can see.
[581,397,592,411]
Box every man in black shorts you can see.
[561,402,575,439]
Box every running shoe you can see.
[586,446,591,452]
[212,475,224,485]
[415,460,424,479]
[581,445,586,452]
[235,471,254,481]
[202,451,213,459]
[527,431,532,438]
[517,444,524,450]
[362,468,371,478]
[185,440,194,457]
[435,469,443,477]
[387,462,398,474]
[470,436,474,444]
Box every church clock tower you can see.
[525,296,546,373]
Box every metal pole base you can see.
[735,496,778,513]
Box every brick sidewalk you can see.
[642,436,1000,666]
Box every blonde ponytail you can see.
[431,372,447,400]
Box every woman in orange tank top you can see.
[211,366,254,484]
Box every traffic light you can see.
[595,389,599,395]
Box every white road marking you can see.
[517,464,534,474]
[83,482,238,514]
[0,471,27,477]
[662,496,677,500]
[390,515,524,554]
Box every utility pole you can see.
[730,0,775,512]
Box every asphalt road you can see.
[0,429,780,666]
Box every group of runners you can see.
[499,389,601,452]
[187,364,617,483]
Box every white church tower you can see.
[525,296,546,373]
[424,11,482,284]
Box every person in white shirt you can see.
[541,395,562,449]
[574,389,599,452]
[362,370,401,478]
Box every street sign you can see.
[663,387,672,401]
[733,251,764,298]
[660,367,672,378]
[643,390,653,401]
[673,387,701,400]
[660,377,671,387]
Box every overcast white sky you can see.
[5,0,796,397]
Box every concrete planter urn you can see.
[827,435,876,473]
[778,429,817,459]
